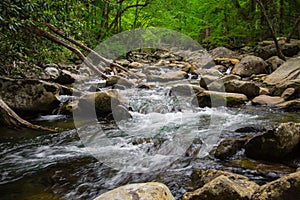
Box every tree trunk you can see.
[257,0,286,61]
[26,24,109,79]
[0,98,57,132]
[44,23,131,75]
[286,17,300,43]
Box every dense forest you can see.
[1,0,300,70]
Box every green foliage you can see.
[0,0,299,71]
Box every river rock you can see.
[252,95,285,106]
[170,84,204,96]
[264,58,300,85]
[93,182,174,200]
[259,87,270,95]
[276,98,300,110]
[215,137,249,159]
[266,56,285,71]
[255,43,300,59]
[147,71,188,82]
[210,47,238,59]
[77,90,128,118]
[224,79,260,98]
[252,171,300,200]
[106,75,134,88]
[271,79,300,98]
[192,91,248,107]
[281,88,296,100]
[185,170,259,200]
[200,75,219,89]
[232,55,268,77]
[0,77,60,115]
[44,67,60,79]
[245,122,300,161]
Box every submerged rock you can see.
[245,122,300,161]
[0,76,60,115]
[232,55,268,77]
[252,171,300,200]
[93,182,174,200]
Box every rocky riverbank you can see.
[1,39,300,199]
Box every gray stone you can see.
[232,55,268,77]
[0,77,60,114]
[93,182,174,200]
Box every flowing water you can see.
[1,75,300,199]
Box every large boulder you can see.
[76,90,129,118]
[252,171,300,200]
[224,80,260,98]
[192,91,248,107]
[185,170,259,200]
[232,55,268,77]
[0,77,60,115]
[271,79,300,98]
[245,122,300,161]
[93,182,174,200]
[264,58,300,85]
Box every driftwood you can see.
[0,98,58,132]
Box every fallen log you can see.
[0,98,58,132]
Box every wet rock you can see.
[210,47,238,59]
[44,67,60,79]
[0,77,60,115]
[232,55,268,77]
[252,95,285,106]
[93,182,174,200]
[77,90,127,118]
[235,126,266,133]
[266,56,285,71]
[259,87,270,95]
[276,98,300,110]
[185,170,259,200]
[128,61,143,68]
[200,75,219,89]
[245,122,300,161]
[111,105,132,121]
[252,171,300,200]
[264,58,300,85]
[147,71,188,82]
[271,79,300,98]
[224,80,260,98]
[192,91,248,107]
[215,137,248,159]
[56,69,79,84]
[106,75,134,88]
[170,84,204,96]
[115,59,130,66]
[281,88,296,100]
